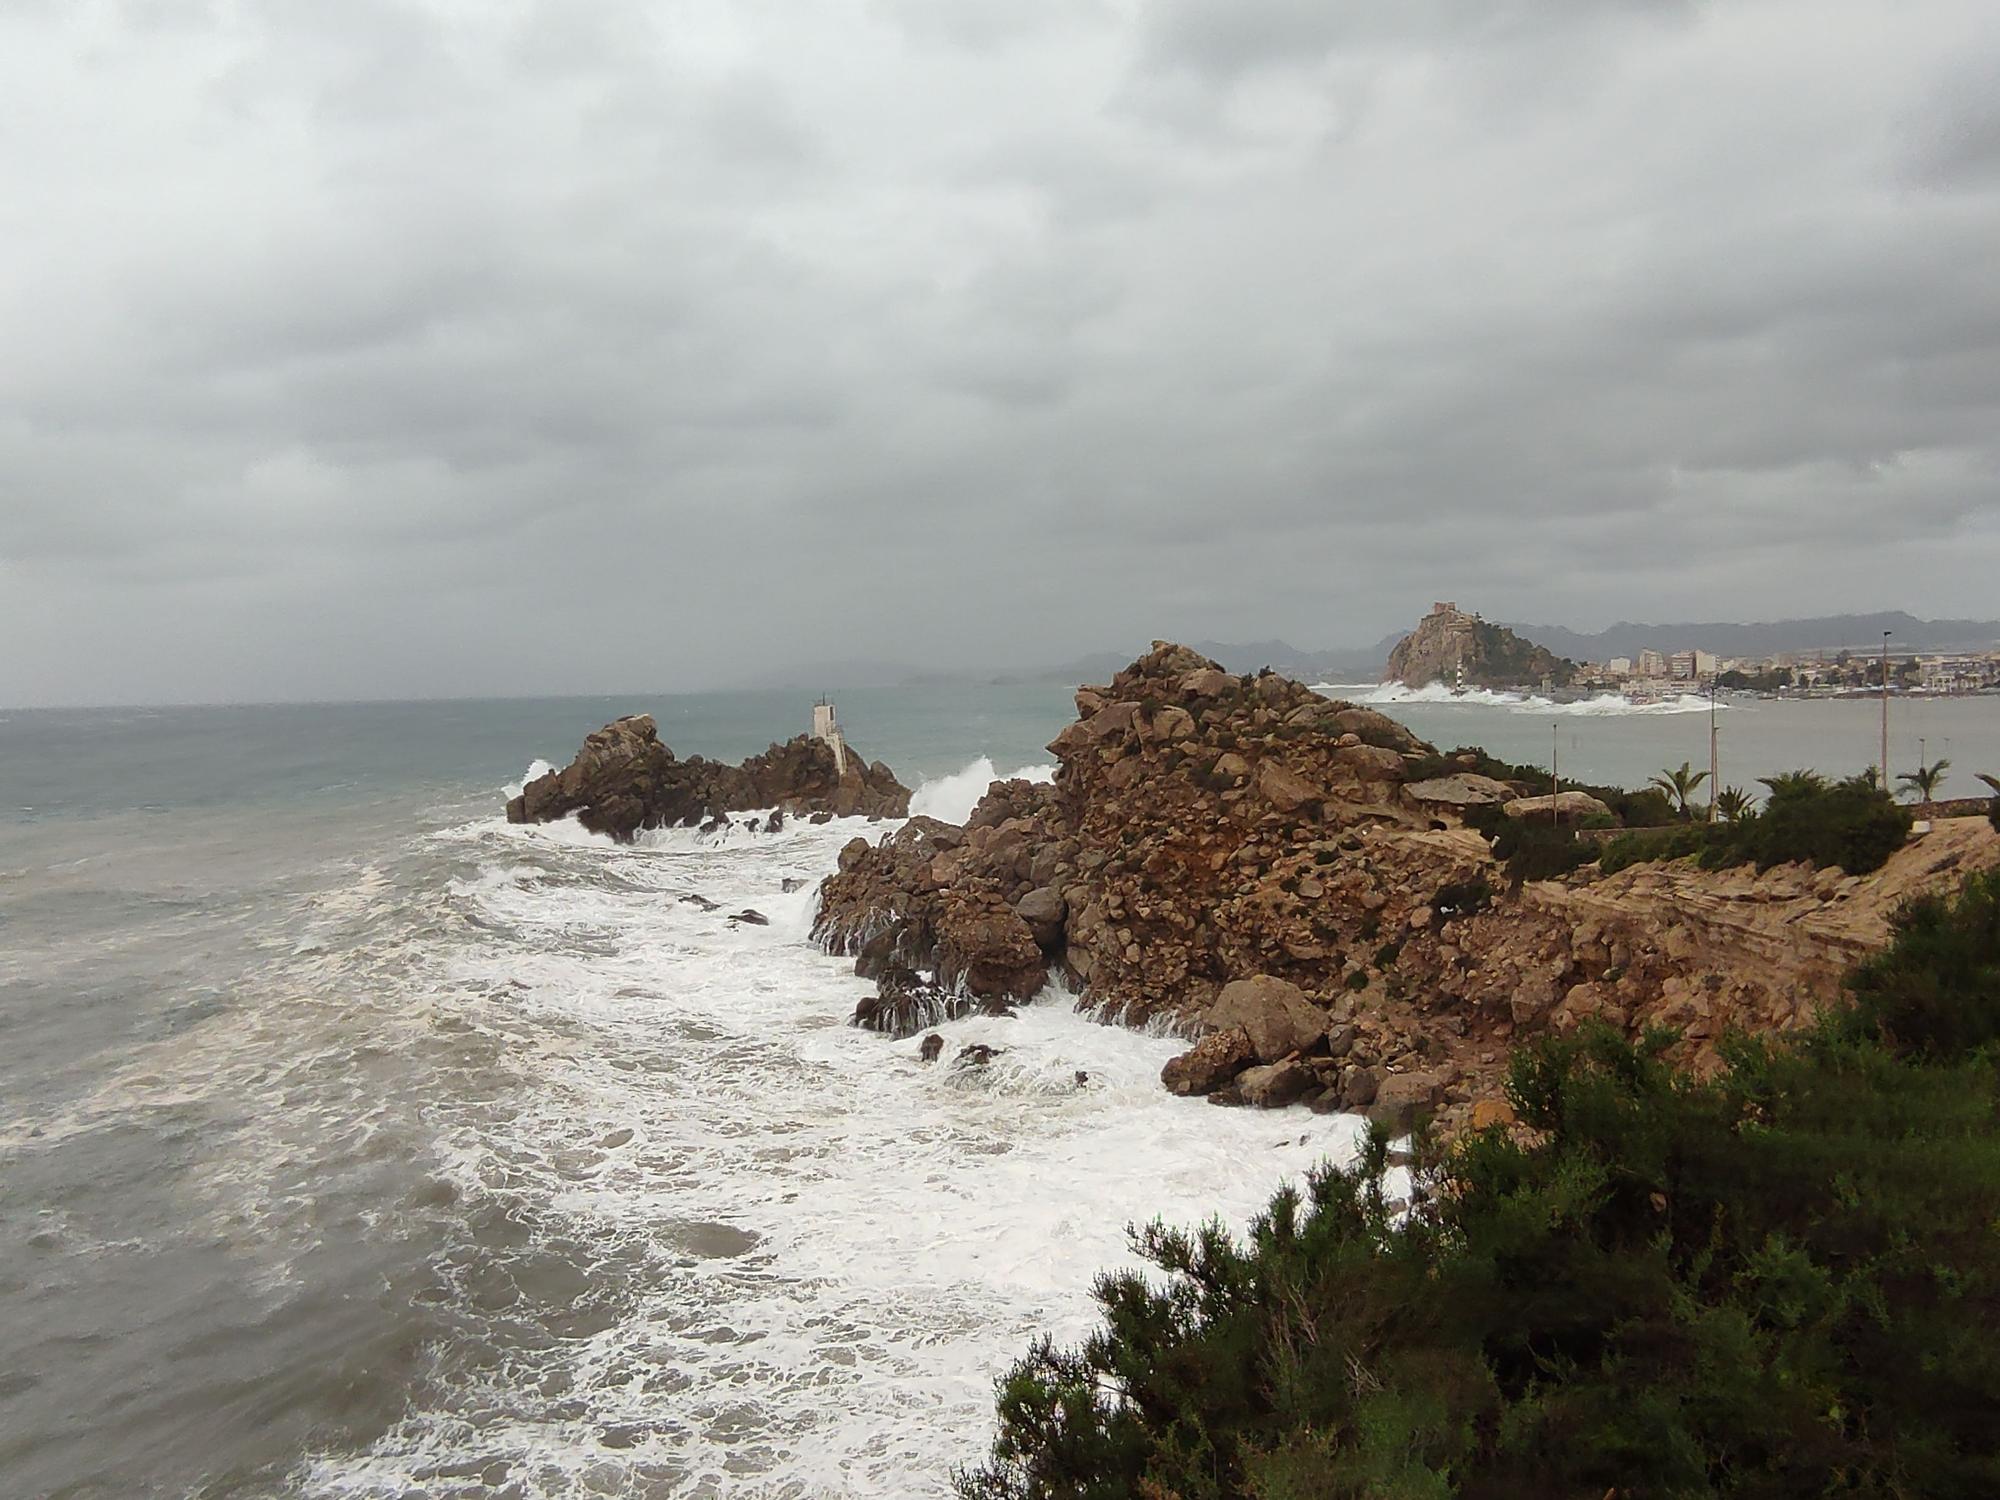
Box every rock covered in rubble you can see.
[813,642,1484,1094]
[812,641,2000,1126]
[506,713,910,841]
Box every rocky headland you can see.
[508,713,910,841]
[814,642,1999,1131]
[1385,600,1575,689]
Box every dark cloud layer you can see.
[2,0,1996,704]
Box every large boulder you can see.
[1502,790,1612,823]
[935,892,1047,1000]
[1366,1070,1446,1132]
[1236,1057,1316,1108]
[1014,886,1068,948]
[1405,773,1517,810]
[1205,976,1326,1063]
[1161,1027,1255,1096]
[1256,760,1323,813]
[507,714,670,840]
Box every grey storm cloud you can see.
[1,0,1996,705]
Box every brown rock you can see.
[1206,976,1326,1063]
[1502,790,1613,823]
[1160,1027,1255,1096]
[1340,1065,1382,1108]
[936,894,1046,1000]
[1405,774,1517,810]
[508,713,910,841]
[1256,760,1322,813]
[1014,886,1068,947]
[1178,668,1236,698]
[1367,1070,1446,1132]
[1236,1057,1315,1108]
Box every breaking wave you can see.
[1315,682,1726,717]
[292,810,1366,1497]
[503,759,559,798]
[908,757,1056,825]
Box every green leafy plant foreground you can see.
[960,869,2000,1500]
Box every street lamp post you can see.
[1708,676,1719,823]
[1880,630,1891,794]
[1551,723,1559,826]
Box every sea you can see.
[4,681,1998,1499]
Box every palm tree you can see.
[1715,785,1753,822]
[1649,761,1711,821]
[1978,774,2000,796]
[1897,758,1951,807]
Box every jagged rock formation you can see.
[508,714,909,841]
[814,642,2000,1127]
[1384,601,1575,689]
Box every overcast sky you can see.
[3,0,1997,704]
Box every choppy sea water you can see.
[5,683,1998,1498]
[1,689,1369,1500]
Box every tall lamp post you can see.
[1708,675,1719,822]
[1880,630,1892,794]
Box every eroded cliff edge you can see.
[814,642,1999,1129]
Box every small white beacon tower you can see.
[811,699,848,775]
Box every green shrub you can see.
[1489,818,1593,884]
[1839,868,2000,1060]
[1430,878,1491,921]
[1598,774,1910,877]
[1598,822,1712,874]
[960,875,2000,1500]
[1735,771,1910,874]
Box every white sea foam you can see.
[908,757,1056,825]
[1315,681,1726,717]
[303,811,1371,1499]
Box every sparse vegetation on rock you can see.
[958,870,2000,1499]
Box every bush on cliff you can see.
[1598,772,1910,878]
[958,872,2000,1500]
[1487,818,1593,884]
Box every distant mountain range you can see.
[1029,638,1398,685]
[1031,613,2000,688]
[1496,612,2000,663]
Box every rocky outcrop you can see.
[1501,790,1612,822]
[1405,773,1518,810]
[812,641,2000,1127]
[1161,1028,1255,1096]
[1384,602,1574,689]
[507,714,910,841]
[1206,976,1325,1063]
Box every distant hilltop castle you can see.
[1383,603,1575,690]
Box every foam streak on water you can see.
[300,811,1364,1499]
[1316,681,1722,716]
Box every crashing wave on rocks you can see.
[1316,681,1726,715]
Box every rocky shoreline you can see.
[517,647,1998,1133]
[812,643,2000,1131]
